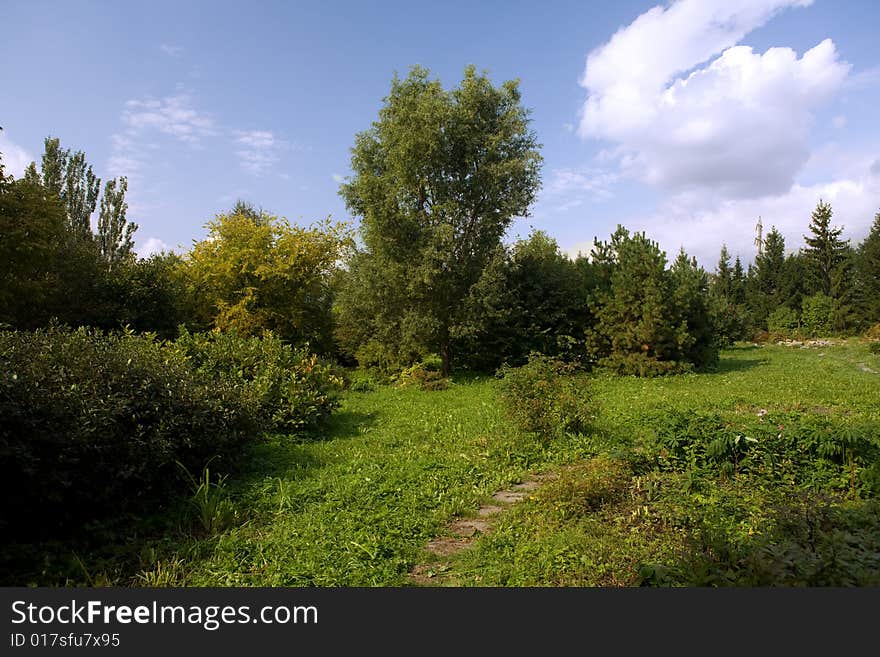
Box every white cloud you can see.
[565,159,880,267]
[331,173,344,183]
[234,130,284,176]
[0,132,34,179]
[832,115,847,129]
[160,44,183,57]
[123,94,216,145]
[136,237,170,258]
[578,0,849,199]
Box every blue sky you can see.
[2,0,878,267]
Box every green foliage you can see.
[801,293,834,337]
[746,226,787,329]
[854,212,880,325]
[180,209,351,353]
[868,341,880,355]
[539,457,631,520]
[588,229,713,374]
[767,305,799,337]
[339,64,542,375]
[456,231,591,371]
[178,461,239,536]
[0,327,261,537]
[803,198,849,298]
[496,354,595,439]
[172,328,343,434]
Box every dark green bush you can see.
[0,327,261,536]
[172,328,343,434]
[496,353,595,439]
[599,352,693,377]
[869,341,880,355]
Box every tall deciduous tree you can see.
[98,176,138,268]
[340,65,542,375]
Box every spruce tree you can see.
[855,212,880,324]
[671,249,717,367]
[803,199,849,297]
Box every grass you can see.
[435,341,880,586]
[3,340,879,586]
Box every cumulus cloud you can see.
[578,0,849,199]
[136,237,170,258]
[0,132,34,179]
[565,159,880,267]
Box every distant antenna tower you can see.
[754,216,764,257]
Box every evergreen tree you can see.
[747,226,786,328]
[671,249,717,367]
[589,229,687,375]
[803,199,849,297]
[711,244,733,298]
[732,255,746,305]
[854,212,880,325]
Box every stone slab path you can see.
[407,471,555,586]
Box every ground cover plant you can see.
[3,341,878,587]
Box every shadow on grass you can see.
[713,357,766,374]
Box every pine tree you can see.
[803,199,849,297]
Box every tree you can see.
[747,226,787,329]
[803,199,849,297]
[454,230,587,370]
[854,212,880,325]
[180,207,352,352]
[97,176,138,268]
[712,244,733,299]
[340,65,542,375]
[588,229,687,375]
[671,249,718,367]
[0,165,68,327]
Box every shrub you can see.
[0,327,261,536]
[801,294,834,337]
[172,328,343,434]
[348,371,378,392]
[599,352,692,377]
[869,342,880,356]
[767,306,799,338]
[496,353,595,439]
[539,457,631,519]
[395,357,450,391]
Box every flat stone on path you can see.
[448,518,491,537]
[477,505,504,517]
[425,537,472,556]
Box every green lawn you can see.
[6,341,880,586]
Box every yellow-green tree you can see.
[181,207,351,352]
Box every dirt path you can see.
[407,472,555,585]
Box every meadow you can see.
[4,340,878,587]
